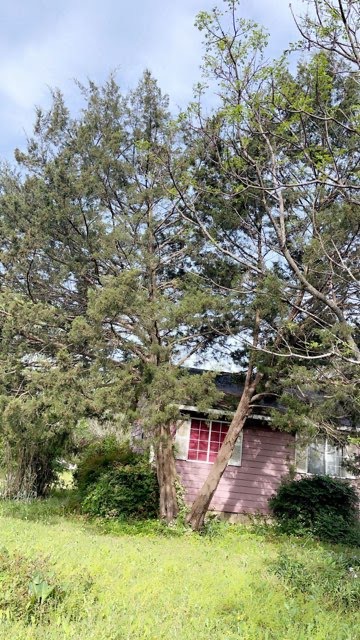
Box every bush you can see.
[74,438,159,519]
[269,475,360,545]
[74,437,138,497]
[81,461,159,519]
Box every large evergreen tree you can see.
[0,72,228,515]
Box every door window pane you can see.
[308,441,325,474]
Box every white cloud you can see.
[0,0,308,158]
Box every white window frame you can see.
[296,436,353,478]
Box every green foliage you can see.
[269,475,359,545]
[74,437,138,497]
[272,548,360,610]
[200,513,230,538]
[0,492,77,523]
[81,460,159,519]
[74,438,159,519]
[28,574,56,605]
[0,293,89,498]
[188,0,360,459]
[0,547,93,625]
[313,511,360,547]
[0,69,229,518]
[88,514,188,538]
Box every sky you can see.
[0,0,306,161]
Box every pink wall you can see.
[176,423,295,515]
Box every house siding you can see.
[176,423,295,514]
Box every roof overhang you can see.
[178,405,271,422]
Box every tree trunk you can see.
[186,377,259,530]
[155,424,179,522]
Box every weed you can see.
[271,547,360,610]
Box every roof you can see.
[186,368,359,433]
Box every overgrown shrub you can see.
[75,438,159,519]
[81,461,159,519]
[269,475,360,545]
[74,437,138,497]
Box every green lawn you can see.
[0,497,358,640]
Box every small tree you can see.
[0,294,84,496]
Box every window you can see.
[296,438,351,478]
[188,419,230,463]
[175,418,243,466]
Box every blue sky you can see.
[0,0,304,159]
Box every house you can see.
[173,372,358,517]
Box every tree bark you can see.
[186,375,260,530]
[155,424,179,522]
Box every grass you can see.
[0,494,359,640]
